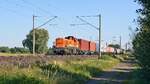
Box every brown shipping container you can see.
[89,41,96,51]
[78,39,90,51]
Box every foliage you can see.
[10,47,30,53]
[0,46,30,54]
[108,44,120,49]
[0,46,10,53]
[124,69,150,84]
[46,48,54,55]
[133,0,150,80]
[22,28,49,54]
[0,74,43,84]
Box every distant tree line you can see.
[0,28,52,54]
[0,46,30,53]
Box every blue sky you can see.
[0,0,139,48]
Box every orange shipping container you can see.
[78,39,89,51]
[89,41,96,51]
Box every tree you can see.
[108,44,120,49]
[22,28,49,54]
[133,0,150,80]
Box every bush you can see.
[0,75,43,84]
[10,47,30,53]
[46,48,54,55]
[0,46,10,53]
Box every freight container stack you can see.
[89,41,96,51]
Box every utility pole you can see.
[119,36,122,50]
[98,14,101,59]
[32,15,36,56]
[125,43,128,51]
[72,14,102,59]
[32,15,57,56]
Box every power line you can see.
[21,0,54,16]
[72,15,102,59]
[76,16,99,30]
[70,23,87,26]
[32,15,57,55]
[36,16,57,28]
[45,1,65,14]
[80,15,99,17]
[6,0,33,12]
[4,0,32,16]
[0,5,28,18]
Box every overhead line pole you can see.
[119,36,122,50]
[98,14,101,59]
[32,15,57,56]
[32,15,36,56]
[75,14,102,59]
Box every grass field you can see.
[0,53,31,56]
[0,55,120,84]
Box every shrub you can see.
[0,74,43,84]
[10,47,30,53]
[46,48,54,55]
[0,46,10,53]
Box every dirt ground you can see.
[86,58,136,84]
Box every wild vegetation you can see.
[132,0,150,83]
[0,55,119,84]
[0,46,30,54]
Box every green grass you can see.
[0,55,120,84]
[123,69,150,84]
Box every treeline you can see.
[0,46,55,55]
[0,46,30,53]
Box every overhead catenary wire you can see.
[32,15,57,55]
[76,16,99,30]
[80,15,99,17]
[21,0,54,16]
[4,0,32,16]
[45,1,66,15]
[6,0,35,13]
[72,15,102,59]
[70,23,87,26]
[36,16,57,28]
[0,6,28,18]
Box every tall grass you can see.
[0,53,31,56]
[0,55,119,84]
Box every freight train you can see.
[53,36,97,55]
